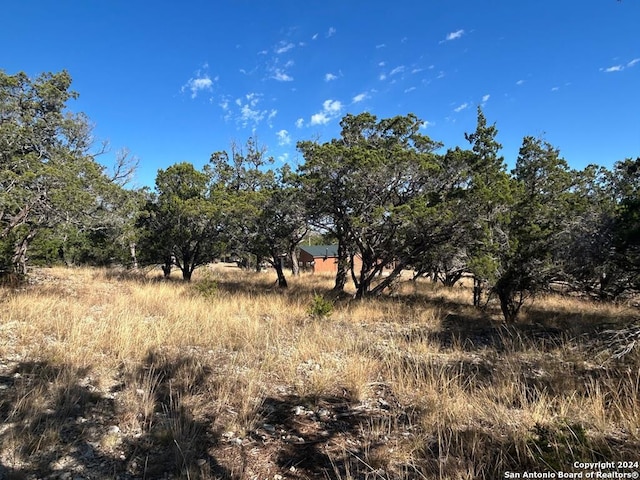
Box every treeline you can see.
[1,71,638,321]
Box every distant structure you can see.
[298,245,341,273]
[298,245,396,275]
[298,245,366,274]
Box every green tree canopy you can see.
[137,162,225,281]
[208,139,307,287]
[493,136,574,321]
[0,70,125,276]
[299,112,464,298]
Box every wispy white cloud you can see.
[352,92,367,103]
[181,73,215,99]
[272,69,293,81]
[325,73,338,82]
[245,92,260,106]
[444,29,465,41]
[516,79,525,85]
[551,86,560,92]
[376,43,386,49]
[226,92,276,128]
[404,87,416,93]
[295,118,304,128]
[240,104,266,126]
[379,73,387,81]
[276,129,291,145]
[267,110,278,127]
[411,68,424,74]
[390,65,405,75]
[482,94,490,103]
[324,100,342,114]
[599,58,639,73]
[238,63,259,76]
[420,121,434,130]
[378,61,386,67]
[454,102,469,113]
[326,27,336,38]
[310,112,330,126]
[312,33,318,40]
[278,153,289,163]
[275,41,295,54]
[310,99,343,126]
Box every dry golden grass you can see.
[0,264,639,479]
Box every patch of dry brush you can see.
[0,265,639,479]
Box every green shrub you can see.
[193,276,218,298]
[528,421,594,469]
[308,294,333,319]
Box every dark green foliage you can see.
[307,294,334,319]
[491,137,575,321]
[612,158,640,292]
[0,70,137,276]
[558,158,640,300]
[298,112,462,298]
[527,422,596,470]
[463,108,514,306]
[192,274,219,299]
[137,162,225,281]
[208,139,307,287]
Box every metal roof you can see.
[299,244,340,258]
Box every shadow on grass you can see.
[414,421,626,479]
[0,361,124,478]
[114,350,232,479]
[247,392,421,479]
[0,356,233,480]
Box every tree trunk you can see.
[162,256,173,278]
[495,282,523,323]
[130,242,138,269]
[333,242,348,291]
[473,277,483,307]
[431,269,439,284]
[290,247,300,276]
[443,270,464,288]
[12,231,36,275]
[354,254,378,299]
[354,277,372,299]
[370,263,408,296]
[273,256,288,288]
[182,268,193,282]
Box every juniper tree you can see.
[0,70,124,276]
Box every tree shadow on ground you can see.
[0,360,128,478]
[243,391,422,479]
[0,355,233,480]
[113,349,233,479]
[414,421,634,479]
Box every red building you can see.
[298,245,363,274]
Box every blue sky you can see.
[3,1,639,187]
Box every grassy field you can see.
[0,265,639,479]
